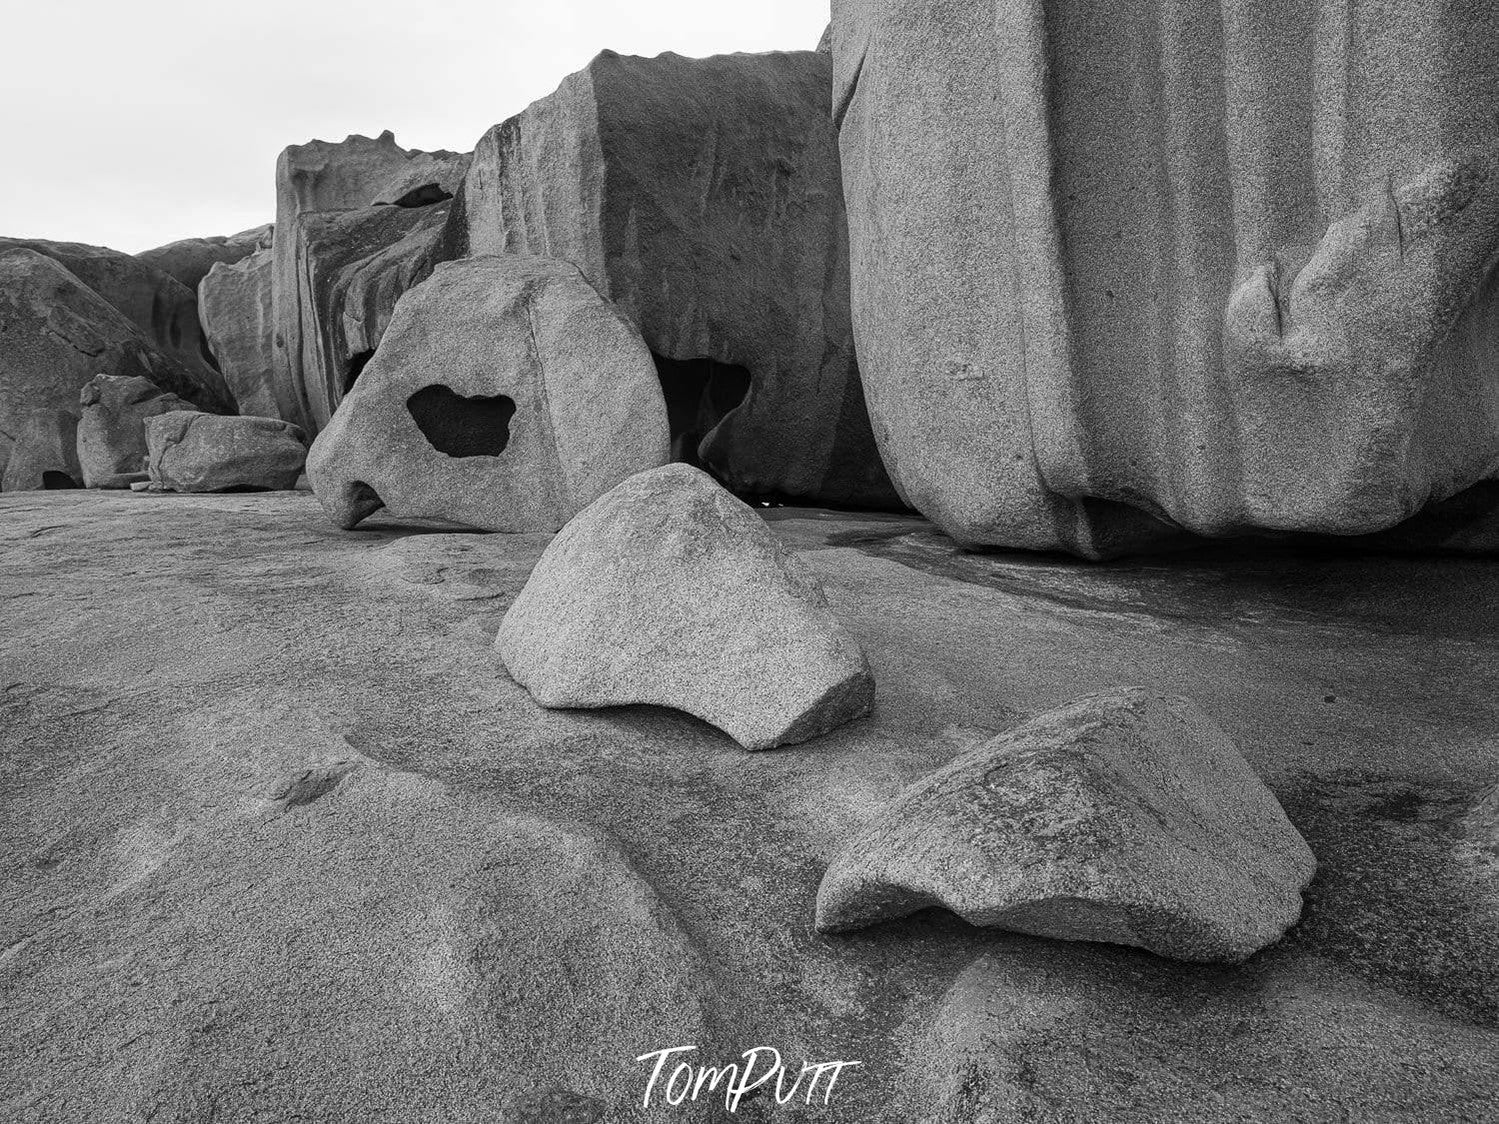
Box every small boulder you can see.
[496,462,875,750]
[77,374,192,488]
[814,688,1315,962]
[307,254,669,532]
[145,411,307,493]
[2,409,82,491]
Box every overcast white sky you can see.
[0,1,829,253]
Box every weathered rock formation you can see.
[0,248,229,452]
[288,202,455,431]
[272,131,470,432]
[815,688,1314,962]
[454,49,897,508]
[198,249,278,419]
[145,411,306,492]
[0,237,230,406]
[136,224,272,293]
[497,462,875,750]
[77,374,191,488]
[832,1,1499,557]
[308,255,669,531]
[2,408,82,491]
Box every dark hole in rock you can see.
[388,184,453,208]
[406,385,516,458]
[42,471,79,490]
[651,353,751,466]
[344,349,375,394]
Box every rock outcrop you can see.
[1,408,82,491]
[0,248,229,449]
[497,462,875,750]
[145,411,306,493]
[307,254,669,532]
[0,237,231,406]
[815,688,1314,962]
[136,224,272,293]
[287,201,454,432]
[272,131,470,432]
[198,249,278,418]
[77,374,192,488]
[832,2,1499,557]
[454,49,896,509]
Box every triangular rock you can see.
[496,463,874,750]
[815,688,1315,962]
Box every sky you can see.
[0,1,829,253]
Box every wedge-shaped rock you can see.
[496,462,874,750]
[1,408,81,491]
[199,249,278,419]
[77,374,192,488]
[815,688,1314,962]
[307,254,669,532]
[457,49,896,509]
[145,411,306,493]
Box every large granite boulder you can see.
[272,131,470,432]
[77,374,192,488]
[198,248,278,418]
[0,237,231,406]
[136,224,272,293]
[815,688,1314,962]
[2,408,82,491]
[496,462,875,750]
[833,1,1499,557]
[145,411,307,493]
[0,248,229,450]
[287,201,455,433]
[455,49,896,509]
[308,254,669,532]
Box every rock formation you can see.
[77,374,192,488]
[0,248,230,452]
[2,408,82,491]
[198,249,278,419]
[308,254,668,531]
[136,224,272,293]
[497,462,875,750]
[832,1,1499,557]
[287,201,455,432]
[453,49,897,509]
[0,237,231,406]
[272,131,470,432]
[815,688,1314,962]
[145,411,306,492]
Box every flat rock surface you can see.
[1,492,1496,1121]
